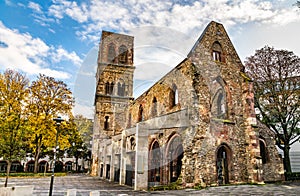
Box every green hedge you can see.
[285,172,300,181]
[0,172,67,178]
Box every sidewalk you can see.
[1,174,300,195]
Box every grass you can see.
[0,172,67,178]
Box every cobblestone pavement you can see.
[1,174,300,195]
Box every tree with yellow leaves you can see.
[26,74,74,173]
[0,69,29,187]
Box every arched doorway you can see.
[167,135,183,183]
[26,160,35,172]
[216,144,231,185]
[149,140,161,186]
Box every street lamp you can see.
[49,117,64,196]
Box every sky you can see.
[0,0,300,121]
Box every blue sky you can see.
[0,0,300,120]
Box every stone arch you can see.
[216,143,232,185]
[166,134,183,183]
[148,140,161,185]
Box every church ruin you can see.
[91,21,284,190]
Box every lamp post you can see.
[49,117,64,196]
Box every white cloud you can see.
[28,1,42,13]
[52,46,83,67]
[47,0,300,43]
[49,0,88,22]
[0,21,81,79]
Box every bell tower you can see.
[93,31,134,145]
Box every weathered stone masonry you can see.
[92,21,284,190]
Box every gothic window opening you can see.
[149,141,161,184]
[212,41,223,62]
[118,81,125,96]
[119,45,128,64]
[217,91,226,116]
[167,135,183,183]
[259,137,269,164]
[169,84,178,108]
[216,144,231,185]
[138,105,144,122]
[104,116,109,130]
[152,97,158,117]
[105,82,110,94]
[107,43,116,63]
[109,82,114,95]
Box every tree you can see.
[0,69,29,187]
[67,117,89,172]
[73,115,93,149]
[26,74,74,173]
[244,46,300,173]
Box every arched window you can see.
[169,84,178,107]
[212,41,223,62]
[259,137,269,164]
[104,116,109,130]
[107,43,116,63]
[149,141,161,183]
[217,91,226,116]
[105,82,110,94]
[138,105,144,122]
[119,45,128,64]
[117,80,125,96]
[152,97,158,117]
[109,82,114,95]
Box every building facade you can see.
[91,21,284,190]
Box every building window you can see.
[259,137,269,164]
[152,97,158,117]
[169,84,178,107]
[104,116,109,130]
[138,105,144,122]
[107,43,116,63]
[119,45,128,64]
[117,81,125,96]
[212,41,223,62]
[105,82,110,94]
[105,82,114,95]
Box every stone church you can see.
[91,21,284,190]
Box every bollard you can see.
[89,190,100,196]
[67,189,77,196]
